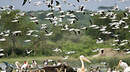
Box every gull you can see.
[31,34,38,37]
[76,5,85,13]
[79,5,85,12]
[112,43,116,46]
[63,56,69,60]
[0,32,4,35]
[0,49,4,51]
[96,38,103,43]
[89,25,97,28]
[61,24,69,31]
[30,17,37,20]
[77,0,80,2]
[24,40,31,43]
[114,39,119,42]
[93,26,100,29]
[22,0,31,6]
[46,12,53,16]
[100,28,106,31]
[69,28,80,35]
[34,1,43,6]
[80,27,88,30]
[53,48,62,52]
[92,48,99,52]
[120,43,127,46]
[0,53,4,57]
[65,51,75,54]
[99,16,107,19]
[122,12,128,19]
[26,30,38,36]
[18,12,25,16]
[123,25,129,29]
[102,31,111,34]
[31,20,39,24]
[68,19,76,24]
[11,19,19,22]
[58,18,63,22]
[56,0,60,6]
[121,40,128,42]
[12,31,21,35]
[0,38,6,42]
[26,50,32,54]
[45,32,53,36]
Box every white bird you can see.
[123,25,129,29]
[77,55,91,72]
[30,17,37,20]
[18,12,25,16]
[65,51,75,54]
[0,38,6,41]
[45,32,53,36]
[34,1,43,6]
[63,56,69,60]
[61,25,69,31]
[96,38,103,43]
[0,48,4,51]
[26,50,32,54]
[89,25,97,28]
[31,60,38,68]
[53,48,62,52]
[12,31,21,35]
[24,40,31,43]
[15,61,22,72]
[21,61,29,70]
[117,60,130,72]
[11,19,19,22]
[92,48,99,52]
[0,53,4,56]
[126,51,130,54]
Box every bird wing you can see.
[22,0,27,6]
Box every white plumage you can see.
[118,60,130,72]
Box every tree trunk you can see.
[11,36,16,57]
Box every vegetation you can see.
[0,9,130,58]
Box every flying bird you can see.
[56,0,60,6]
[22,0,31,6]
[77,0,80,2]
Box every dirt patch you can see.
[92,48,125,57]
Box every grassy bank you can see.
[1,55,130,68]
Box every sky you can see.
[0,0,130,11]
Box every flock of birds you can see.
[0,0,130,72]
[0,55,130,72]
[0,55,89,72]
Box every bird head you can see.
[80,55,91,63]
[117,60,122,69]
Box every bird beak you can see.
[117,61,120,69]
[83,57,91,63]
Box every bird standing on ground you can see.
[117,60,130,72]
[77,55,91,72]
